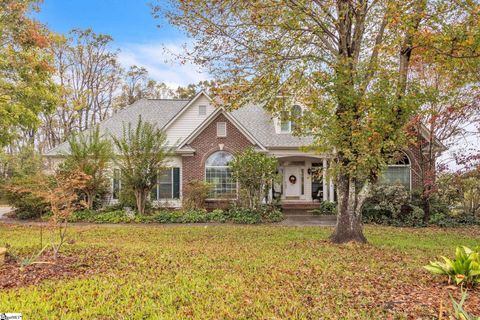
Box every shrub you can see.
[362,184,425,227]
[119,187,141,209]
[311,201,337,215]
[424,246,480,287]
[259,205,284,222]
[229,148,278,210]
[227,206,262,224]
[182,180,211,210]
[6,187,50,220]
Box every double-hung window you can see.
[151,168,181,200]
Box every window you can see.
[380,153,411,190]
[279,106,302,133]
[151,168,180,200]
[205,151,236,198]
[217,122,227,137]
[291,105,302,131]
[112,169,121,200]
[280,111,291,133]
[198,105,207,116]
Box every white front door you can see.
[284,167,301,198]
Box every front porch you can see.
[272,155,336,204]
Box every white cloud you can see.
[117,41,210,88]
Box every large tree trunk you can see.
[330,174,370,244]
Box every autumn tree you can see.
[37,29,122,151]
[114,65,174,111]
[63,125,113,209]
[112,117,172,215]
[157,0,480,243]
[174,80,217,99]
[0,0,56,148]
[408,57,479,222]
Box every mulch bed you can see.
[360,280,480,318]
[0,251,106,289]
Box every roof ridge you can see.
[146,98,191,101]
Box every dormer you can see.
[274,104,303,134]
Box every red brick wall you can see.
[405,133,432,191]
[182,113,254,206]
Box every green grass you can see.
[0,224,479,319]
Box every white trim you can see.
[162,91,213,132]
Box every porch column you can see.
[329,162,335,202]
[322,158,328,201]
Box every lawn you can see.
[0,224,479,319]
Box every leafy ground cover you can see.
[0,224,479,319]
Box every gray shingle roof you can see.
[44,99,189,156]
[231,104,313,148]
[44,98,312,156]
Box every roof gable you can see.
[178,107,267,151]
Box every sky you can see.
[34,0,208,87]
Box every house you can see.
[44,91,445,208]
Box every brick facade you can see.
[181,113,254,208]
[406,133,432,192]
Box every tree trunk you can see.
[422,196,431,224]
[86,191,94,210]
[330,174,370,244]
[135,189,146,215]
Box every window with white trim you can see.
[198,105,207,116]
[380,153,411,190]
[216,122,227,137]
[205,151,236,198]
[279,105,302,133]
[151,168,181,200]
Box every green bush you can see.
[67,206,282,225]
[182,180,211,210]
[424,246,480,287]
[227,206,262,224]
[311,201,337,215]
[259,205,284,222]
[362,184,425,227]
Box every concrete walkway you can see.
[280,214,336,227]
[0,206,13,219]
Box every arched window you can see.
[381,153,411,190]
[291,105,302,131]
[205,151,237,198]
[279,105,303,133]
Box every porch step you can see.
[281,202,321,210]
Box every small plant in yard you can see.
[424,246,480,287]
[182,180,211,210]
[311,201,337,215]
[7,170,91,260]
[450,289,480,320]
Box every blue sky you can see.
[34,0,208,87]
